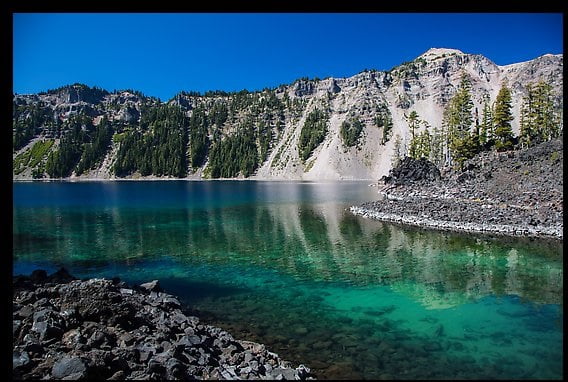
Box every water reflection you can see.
[13,181,563,379]
[14,200,563,306]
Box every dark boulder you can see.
[48,267,76,284]
[386,157,441,184]
[32,309,66,342]
[457,171,475,183]
[30,269,48,283]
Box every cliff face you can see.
[12,48,563,180]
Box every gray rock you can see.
[162,296,181,308]
[32,317,64,342]
[136,343,157,362]
[16,305,35,319]
[244,351,254,363]
[171,311,190,326]
[129,370,152,380]
[87,330,107,348]
[179,334,203,347]
[108,370,126,380]
[271,367,298,380]
[165,357,185,379]
[219,366,238,379]
[62,329,84,349]
[146,356,167,376]
[140,280,162,293]
[119,332,136,347]
[13,350,30,369]
[161,340,173,352]
[52,356,86,379]
[13,320,22,336]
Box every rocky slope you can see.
[13,269,314,380]
[351,137,563,239]
[13,48,563,180]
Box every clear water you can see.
[13,181,563,380]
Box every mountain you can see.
[12,48,563,180]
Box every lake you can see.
[13,181,563,379]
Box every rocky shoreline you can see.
[350,206,562,239]
[351,139,563,240]
[13,269,314,380]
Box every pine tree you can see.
[429,125,445,166]
[416,126,432,159]
[441,108,452,165]
[375,103,393,145]
[391,134,405,167]
[479,95,493,148]
[451,74,474,135]
[493,83,515,151]
[520,83,536,148]
[473,107,481,150]
[340,118,364,147]
[298,108,328,161]
[535,81,558,141]
[443,73,476,168]
[189,105,210,169]
[406,111,421,158]
[520,80,559,148]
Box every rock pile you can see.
[13,269,314,380]
[381,157,441,185]
[354,139,563,240]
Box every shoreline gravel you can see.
[350,206,563,240]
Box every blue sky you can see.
[13,13,563,101]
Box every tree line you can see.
[394,75,561,169]
[15,77,561,179]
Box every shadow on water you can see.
[156,278,249,305]
[13,181,563,380]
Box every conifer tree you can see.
[479,95,493,147]
[493,83,515,151]
[416,126,432,159]
[520,83,536,148]
[520,80,559,148]
[391,134,406,167]
[443,73,476,168]
[429,125,445,166]
[406,111,421,158]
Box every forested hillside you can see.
[13,48,563,180]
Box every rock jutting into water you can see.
[351,139,563,240]
[13,268,314,380]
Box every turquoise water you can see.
[13,181,563,379]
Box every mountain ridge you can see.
[13,49,563,181]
